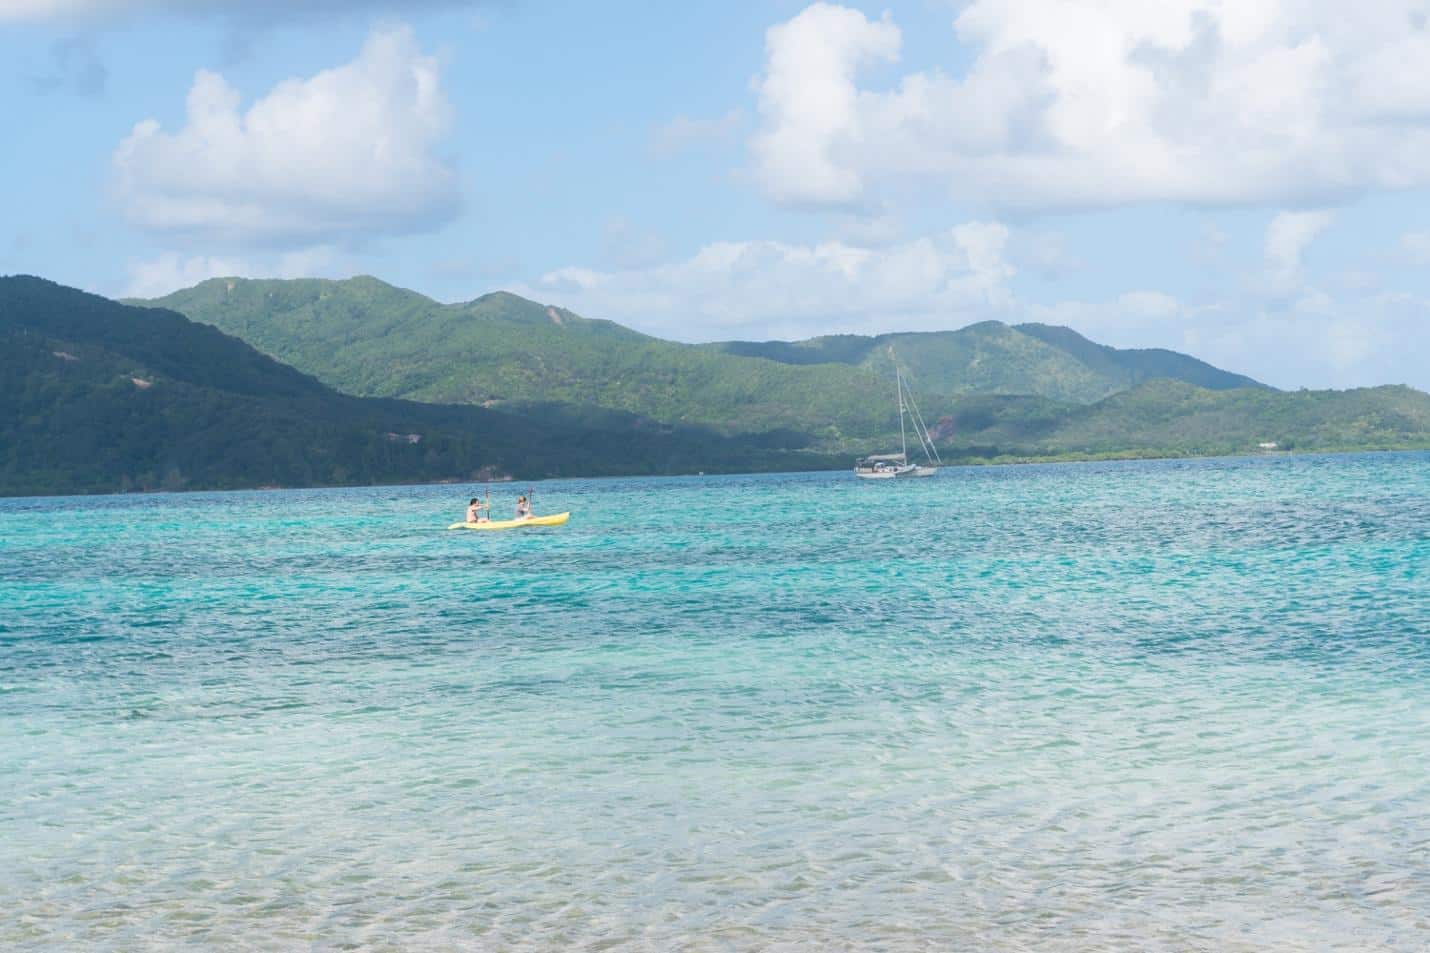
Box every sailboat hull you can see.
[855,464,936,479]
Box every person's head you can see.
[469,498,478,506]
[519,495,527,502]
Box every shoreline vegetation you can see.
[6,447,1427,501]
[5,274,1429,498]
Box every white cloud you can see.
[527,222,1014,341]
[526,211,1425,390]
[122,247,347,298]
[1264,209,1333,292]
[1185,303,1425,389]
[1029,284,1429,391]
[110,24,457,247]
[123,253,250,298]
[750,2,900,207]
[1026,293,1199,349]
[650,109,743,159]
[750,2,1430,212]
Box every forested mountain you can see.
[713,322,1261,402]
[139,276,1263,436]
[6,275,1428,497]
[0,277,838,496]
[137,278,896,442]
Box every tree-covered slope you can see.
[932,380,1430,460]
[1041,380,1430,456]
[713,322,1264,402]
[139,277,1263,440]
[1,277,838,496]
[711,323,1112,402]
[139,277,903,443]
[1013,323,1263,391]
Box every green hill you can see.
[0,277,838,496]
[1012,323,1263,392]
[1038,379,1430,456]
[713,322,1262,402]
[137,277,900,444]
[924,380,1430,461]
[9,275,1427,497]
[137,276,1263,441]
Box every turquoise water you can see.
[2,453,1427,951]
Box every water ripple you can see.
[1,453,1427,950]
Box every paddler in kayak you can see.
[515,495,532,520]
[466,498,489,524]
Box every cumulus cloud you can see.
[1187,302,1426,390]
[1022,292,1218,366]
[750,3,900,206]
[750,1,1430,212]
[1029,286,1427,391]
[526,213,1425,390]
[123,253,251,298]
[110,25,458,247]
[527,222,1014,341]
[1264,209,1333,292]
[123,246,347,298]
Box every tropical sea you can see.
[2,453,1427,951]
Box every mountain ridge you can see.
[137,275,1267,438]
[711,320,1262,398]
[7,274,1425,497]
[1,276,840,495]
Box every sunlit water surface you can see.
[2,454,1428,951]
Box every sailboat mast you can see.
[897,369,908,460]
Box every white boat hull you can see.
[855,464,936,479]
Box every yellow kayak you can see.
[447,512,570,531]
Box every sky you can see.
[2,0,1429,391]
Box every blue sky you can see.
[2,0,1428,391]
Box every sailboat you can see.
[854,369,942,479]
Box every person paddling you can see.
[515,495,532,520]
[466,497,489,524]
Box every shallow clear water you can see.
[2,453,1428,951]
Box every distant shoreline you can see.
[5,445,1427,502]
